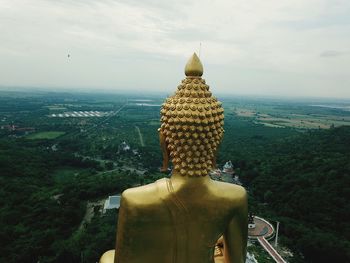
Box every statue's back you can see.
[115,178,247,263]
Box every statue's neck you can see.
[170,171,211,190]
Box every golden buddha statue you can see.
[100,53,248,263]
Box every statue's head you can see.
[159,53,224,177]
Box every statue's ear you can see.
[212,148,217,169]
[158,129,169,173]
[212,133,223,169]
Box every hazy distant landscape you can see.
[1,0,350,262]
[0,89,349,263]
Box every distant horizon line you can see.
[1,85,350,103]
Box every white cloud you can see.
[0,0,349,98]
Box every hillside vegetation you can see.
[251,127,350,262]
[220,122,350,262]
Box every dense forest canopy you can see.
[225,126,350,262]
[253,127,350,262]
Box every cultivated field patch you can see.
[26,131,66,139]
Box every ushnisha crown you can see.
[159,53,224,177]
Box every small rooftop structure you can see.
[103,195,121,213]
[248,212,256,229]
[119,141,131,152]
[209,162,242,185]
[223,160,235,175]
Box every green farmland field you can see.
[26,131,66,139]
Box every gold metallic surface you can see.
[185,53,203,77]
[100,250,115,263]
[159,70,224,177]
[100,54,248,263]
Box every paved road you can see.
[257,236,286,263]
[76,154,146,176]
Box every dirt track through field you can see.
[135,126,145,147]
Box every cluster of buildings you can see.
[1,124,36,137]
[50,111,110,118]
[118,141,140,156]
[1,124,35,132]
[210,160,242,185]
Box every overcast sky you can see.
[0,0,349,98]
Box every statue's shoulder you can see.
[120,179,166,208]
[119,179,170,221]
[212,181,247,203]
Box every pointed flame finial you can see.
[185,53,203,77]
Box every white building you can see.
[103,195,121,213]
